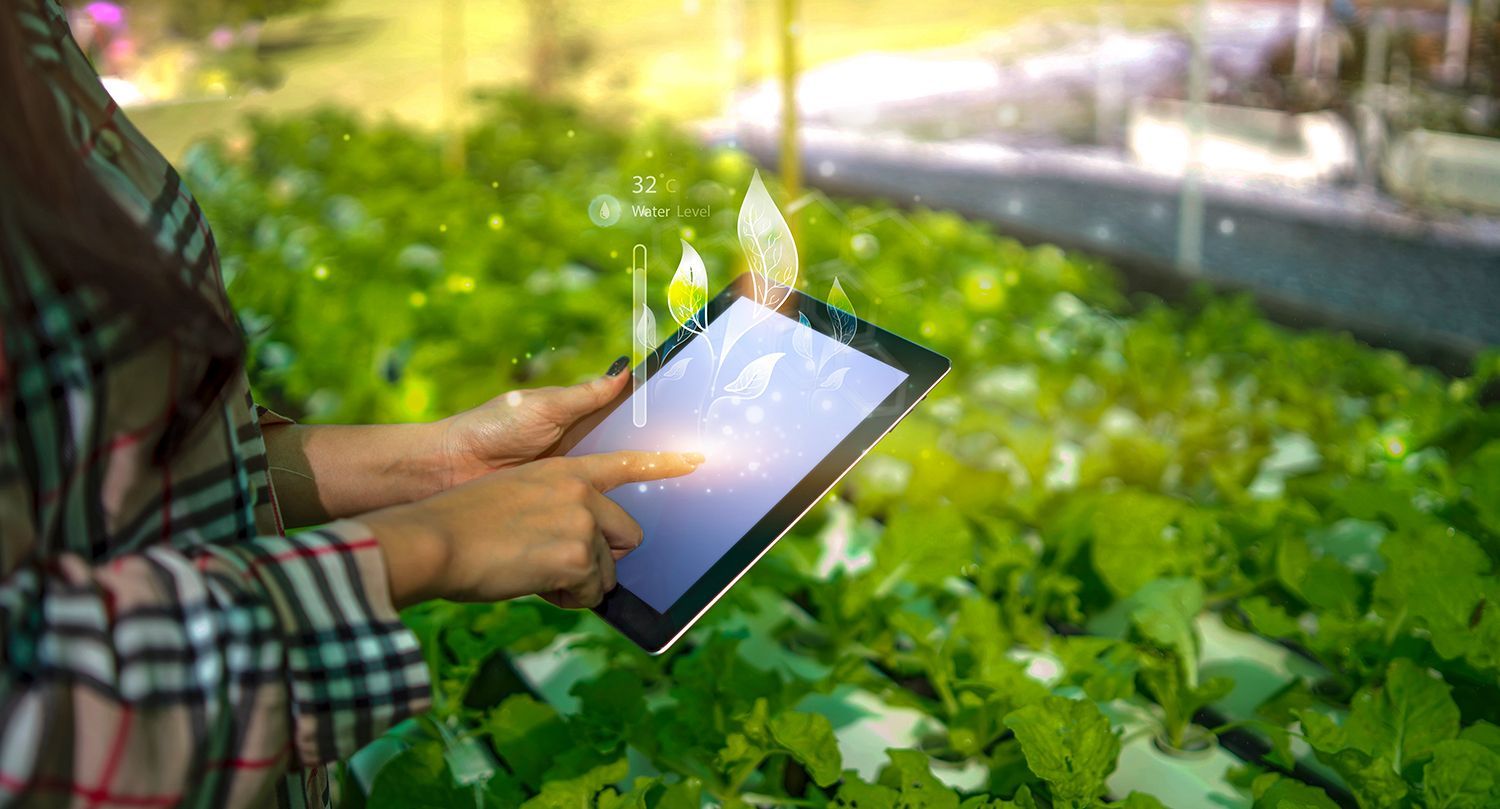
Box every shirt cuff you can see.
[255,404,295,428]
[240,519,431,767]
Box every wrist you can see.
[395,420,455,501]
[365,505,452,609]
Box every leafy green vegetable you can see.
[1422,739,1500,809]
[188,93,1500,808]
[1003,697,1120,809]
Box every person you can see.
[0,0,702,805]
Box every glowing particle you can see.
[408,291,427,308]
[438,224,448,233]
[312,264,329,280]
[567,129,576,138]
[488,214,505,230]
[638,484,648,493]
[817,160,835,178]
[1218,217,1236,236]
[1383,436,1406,457]
[645,149,655,158]
[491,181,499,188]
[745,406,764,424]
[342,133,350,141]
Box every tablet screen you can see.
[567,296,909,612]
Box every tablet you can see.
[563,272,950,653]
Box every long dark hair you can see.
[0,3,244,463]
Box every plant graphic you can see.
[650,170,858,437]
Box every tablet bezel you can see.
[572,272,950,654]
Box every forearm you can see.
[262,422,447,528]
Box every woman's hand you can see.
[433,356,631,489]
[363,449,701,610]
[260,357,634,530]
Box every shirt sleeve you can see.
[0,498,430,806]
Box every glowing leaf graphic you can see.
[793,313,815,363]
[658,356,692,381]
[818,366,850,391]
[827,277,856,350]
[668,239,708,333]
[721,352,785,400]
[737,170,797,312]
[635,304,657,350]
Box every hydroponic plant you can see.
[185,91,1500,808]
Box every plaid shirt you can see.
[0,1,431,806]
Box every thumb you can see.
[545,355,631,421]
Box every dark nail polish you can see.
[605,355,629,377]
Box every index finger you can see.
[572,450,705,491]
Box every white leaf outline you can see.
[668,239,709,334]
[634,304,657,351]
[658,356,692,381]
[826,277,856,352]
[818,366,850,391]
[793,312,815,363]
[737,170,797,317]
[720,352,784,400]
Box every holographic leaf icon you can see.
[722,352,784,400]
[793,312,815,363]
[818,366,850,391]
[658,356,692,381]
[737,170,797,312]
[668,239,708,333]
[827,277,856,350]
[635,304,657,350]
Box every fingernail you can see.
[605,355,629,377]
[680,452,705,466]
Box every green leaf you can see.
[1297,708,1411,809]
[368,740,474,808]
[1276,535,1362,614]
[1251,777,1341,809]
[1003,696,1120,809]
[876,505,976,587]
[1343,658,1459,770]
[1129,577,1205,682]
[520,755,629,808]
[1459,720,1500,755]
[1057,637,1140,703]
[1423,739,1500,809]
[831,772,900,809]
[1239,596,1303,639]
[875,749,961,809]
[484,694,571,790]
[1456,441,1500,535]
[569,668,647,752]
[1089,492,1186,598]
[769,711,843,787]
[1374,526,1500,671]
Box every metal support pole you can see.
[779,0,802,244]
[1176,0,1209,274]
